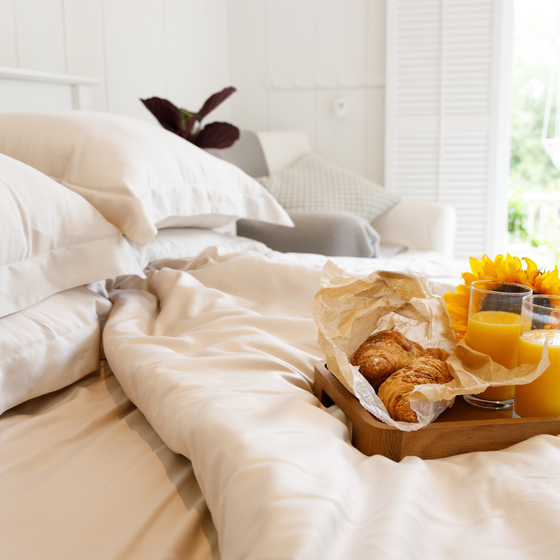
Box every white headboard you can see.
[0,67,99,112]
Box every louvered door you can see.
[385,0,513,259]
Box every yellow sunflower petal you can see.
[523,256,539,273]
[469,256,485,277]
[508,255,524,277]
[462,272,477,285]
[456,284,470,297]
[539,268,560,295]
[494,254,506,269]
[482,261,504,281]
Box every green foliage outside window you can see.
[509,3,560,249]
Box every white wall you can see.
[0,0,232,123]
[228,0,386,184]
[0,0,385,181]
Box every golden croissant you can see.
[350,330,449,390]
[377,356,453,423]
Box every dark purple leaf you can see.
[197,87,236,122]
[141,97,184,135]
[194,122,240,149]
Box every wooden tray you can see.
[313,361,560,461]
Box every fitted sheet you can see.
[0,362,218,560]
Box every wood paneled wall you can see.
[228,0,386,183]
[0,0,386,181]
[0,0,232,122]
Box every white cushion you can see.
[0,111,293,246]
[372,200,457,260]
[0,286,111,415]
[0,154,142,318]
[257,153,400,223]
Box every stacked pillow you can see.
[0,152,144,414]
[0,111,292,414]
[0,152,142,317]
[0,286,114,414]
[0,111,293,245]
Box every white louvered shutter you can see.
[385,0,513,259]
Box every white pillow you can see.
[258,152,401,223]
[0,286,111,415]
[127,228,271,269]
[0,111,293,246]
[0,153,143,318]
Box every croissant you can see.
[377,356,453,423]
[350,330,445,390]
[424,347,450,361]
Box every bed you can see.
[1,67,560,560]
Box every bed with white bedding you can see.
[2,69,560,560]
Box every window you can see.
[508,0,560,269]
[385,0,513,260]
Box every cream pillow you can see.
[0,153,142,317]
[0,286,111,415]
[0,111,293,245]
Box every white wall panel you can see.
[366,88,385,184]
[164,0,204,113]
[267,0,316,88]
[316,0,366,88]
[103,0,167,120]
[134,0,167,101]
[228,0,267,131]
[163,0,231,124]
[207,0,231,122]
[165,0,210,112]
[14,0,66,73]
[63,0,106,111]
[3,0,231,126]
[367,0,386,86]
[102,0,140,116]
[229,0,386,182]
[267,91,317,143]
[316,89,366,175]
[0,1,18,67]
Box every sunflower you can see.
[443,254,560,341]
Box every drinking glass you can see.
[514,295,560,417]
[463,280,533,410]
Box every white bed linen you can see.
[0,111,293,245]
[103,248,560,560]
[0,153,142,317]
[127,228,270,269]
[0,286,111,414]
[0,364,218,560]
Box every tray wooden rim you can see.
[313,361,560,460]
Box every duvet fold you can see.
[104,249,560,560]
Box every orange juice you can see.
[515,330,560,417]
[466,310,521,401]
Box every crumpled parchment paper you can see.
[310,261,550,432]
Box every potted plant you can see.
[141,87,239,149]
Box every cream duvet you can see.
[103,248,560,560]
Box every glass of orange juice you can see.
[514,295,560,417]
[463,280,533,410]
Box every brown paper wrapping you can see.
[310,261,550,432]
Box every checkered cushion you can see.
[257,153,400,223]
